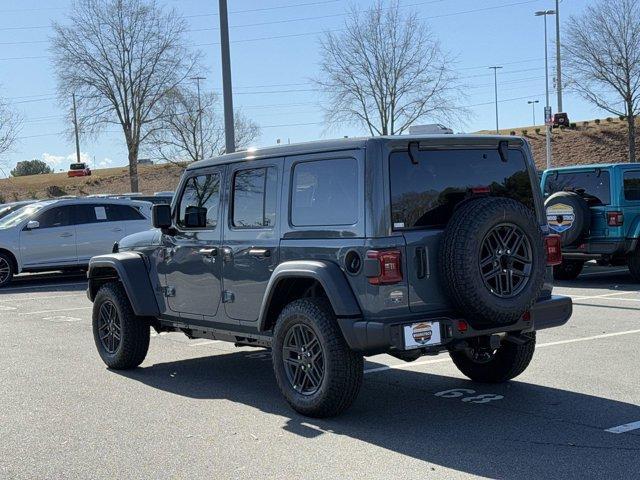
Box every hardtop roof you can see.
[186,134,526,170]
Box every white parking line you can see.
[571,291,638,301]
[364,329,640,374]
[605,421,640,434]
[18,306,92,315]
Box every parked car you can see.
[0,198,152,287]
[0,200,37,220]
[86,136,572,417]
[542,163,640,280]
[113,194,173,205]
[67,162,91,177]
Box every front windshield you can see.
[0,203,45,229]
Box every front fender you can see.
[87,252,160,317]
[258,260,361,331]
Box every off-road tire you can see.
[628,248,640,282]
[92,282,150,369]
[450,332,536,383]
[440,197,546,328]
[0,252,14,288]
[272,298,363,418]
[553,259,584,281]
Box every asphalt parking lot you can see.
[1,265,639,479]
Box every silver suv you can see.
[0,198,152,287]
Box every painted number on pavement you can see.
[434,388,503,403]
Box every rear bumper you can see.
[338,295,572,355]
[563,239,634,259]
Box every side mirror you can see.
[184,206,208,228]
[152,204,172,229]
[25,220,40,230]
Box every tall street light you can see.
[555,0,563,113]
[219,0,235,154]
[489,66,503,133]
[536,9,556,170]
[528,100,540,126]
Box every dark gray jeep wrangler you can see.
[87,136,572,417]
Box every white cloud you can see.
[41,151,91,169]
[98,157,113,168]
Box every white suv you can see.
[0,198,152,287]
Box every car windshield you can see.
[0,203,45,229]
[70,163,86,170]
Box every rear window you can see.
[291,158,358,226]
[623,171,640,201]
[390,148,534,229]
[70,163,86,170]
[544,170,611,205]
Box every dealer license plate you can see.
[403,321,442,349]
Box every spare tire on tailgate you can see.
[440,197,546,328]
[544,191,590,246]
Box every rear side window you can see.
[624,171,640,201]
[177,173,220,228]
[544,170,611,205]
[232,167,277,228]
[390,149,534,229]
[291,158,358,226]
[76,204,144,223]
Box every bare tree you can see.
[316,0,463,136]
[146,86,261,163]
[564,0,640,162]
[0,97,21,164]
[51,0,199,191]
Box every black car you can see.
[86,136,572,417]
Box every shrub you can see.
[535,128,541,134]
[583,121,590,126]
[620,115,627,121]
[11,192,19,201]
[606,117,613,122]
[595,118,601,124]
[45,185,67,197]
[28,190,38,199]
[521,129,528,135]
[0,194,5,204]
[510,130,516,136]
[10,159,52,177]
[570,122,577,129]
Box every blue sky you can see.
[0,0,603,175]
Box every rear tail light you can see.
[607,211,624,226]
[545,234,562,266]
[365,250,402,285]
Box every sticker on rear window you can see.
[394,222,405,229]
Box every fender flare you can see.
[258,260,361,331]
[87,252,160,317]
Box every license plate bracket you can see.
[403,321,442,350]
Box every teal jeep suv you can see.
[541,163,640,280]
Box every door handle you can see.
[59,232,73,238]
[249,248,271,258]
[198,247,218,257]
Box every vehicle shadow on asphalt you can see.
[555,267,638,290]
[116,352,640,478]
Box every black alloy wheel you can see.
[480,223,533,298]
[282,323,325,396]
[97,300,122,354]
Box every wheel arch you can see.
[258,260,361,333]
[87,252,160,317]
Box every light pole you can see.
[190,76,206,160]
[218,0,235,154]
[536,9,556,170]
[528,100,540,126]
[555,0,563,113]
[489,66,503,133]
